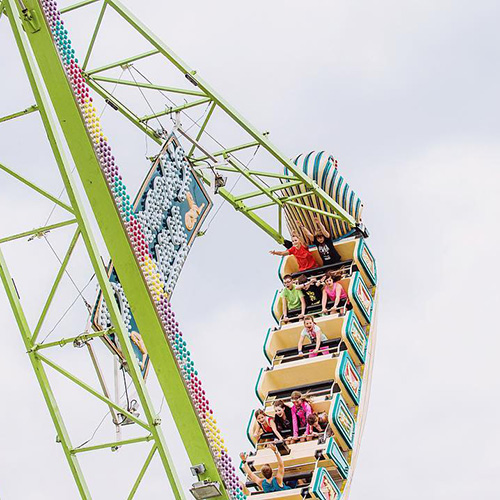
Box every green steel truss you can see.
[57,0,355,243]
[0,1,184,498]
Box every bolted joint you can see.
[20,8,41,33]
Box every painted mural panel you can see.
[339,352,362,404]
[325,437,350,479]
[329,393,356,449]
[310,467,341,500]
[351,272,373,323]
[344,311,368,363]
[357,238,377,285]
[91,134,212,375]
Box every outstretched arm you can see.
[270,249,289,257]
[269,419,284,441]
[296,220,314,244]
[313,216,330,238]
[268,444,285,484]
[240,453,263,489]
[253,424,263,440]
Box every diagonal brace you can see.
[36,352,151,431]
[72,435,153,454]
[32,228,80,343]
[0,162,73,213]
[0,218,77,244]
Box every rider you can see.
[240,444,290,492]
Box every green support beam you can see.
[0,247,92,498]
[128,445,157,500]
[71,0,356,245]
[105,0,356,226]
[0,218,77,244]
[139,97,212,122]
[32,228,80,343]
[81,1,107,71]
[14,0,227,496]
[86,49,160,75]
[5,1,186,497]
[60,0,100,14]
[91,75,206,97]
[0,104,38,122]
[0,161,73,212]
[33,328,112,351]
[71,435,154,454]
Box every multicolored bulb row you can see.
[40,1,245,498]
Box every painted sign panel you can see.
[357,238,377,285]
[310,467,341,500]
[92,134,212,375]
[339,351,362,405]
[328,393,356,449]
[325,437,350,479]
[344,311,368,364]
[351,272,373,323]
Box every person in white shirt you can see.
[298,315,329,358]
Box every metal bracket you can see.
[20,7,40,33]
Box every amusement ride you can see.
[0,1,378,499]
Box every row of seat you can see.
[241,237,377,499]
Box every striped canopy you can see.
[282,151,363,241]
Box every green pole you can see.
[5,1,186,497]
[0,247,92,499]
[11,0,227,495]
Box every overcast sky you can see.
[1,0,500,499]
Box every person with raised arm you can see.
[240,443,290,492]
[280,274,306,323]
[296,217,341,266]
[270,234,318,272]
[295,274,324,311]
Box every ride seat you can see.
[273,339,346,365]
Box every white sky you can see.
[1,0,500,499]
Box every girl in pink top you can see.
[290,391,313,440]
[322,272,349,315]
